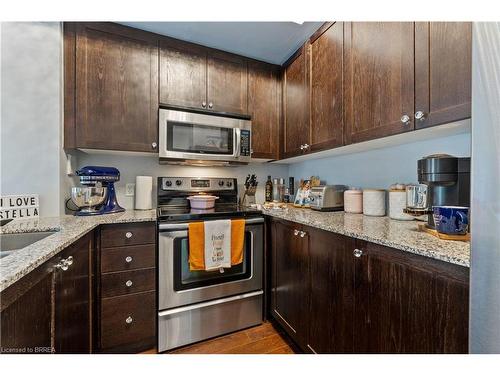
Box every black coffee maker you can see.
[418,154,471,228]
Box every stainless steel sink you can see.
[0,231,57,258]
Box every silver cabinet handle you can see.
[125,232,133,239]
[151,142,157,150]
[202,101,207,108]
[304,144,310,149]
[353,249,363,258]
[125,280,133,287]
[208,102,213,109]
[299,231,306,238]
[293,229,299,236]
[55,260,69,271]
[55,256,73,271]
[300,145,305,150]
[125,316,133,324]
[400,114,411,125]
[415,111,425,121]
[125,256,133,263]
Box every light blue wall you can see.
[288,132,471,189]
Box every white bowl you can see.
[187,195,219,209]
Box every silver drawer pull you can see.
[299,231,306,238]
[125,280,133,287]
[125,256,133,263]
[125,232,133,239]
[293,229,299,236]
[125,316,133,324]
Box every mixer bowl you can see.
[71,187,107,210]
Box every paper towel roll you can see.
[135,176,153,210]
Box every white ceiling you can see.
[120,22,323,65]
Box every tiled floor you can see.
[143,322,297,354]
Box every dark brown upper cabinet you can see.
[344,22,415,145]
[70,23,159,152]
[414,22,472,129]
[282,47,309,159]
[159,38,207,110]
[309,22,344,152]
[160,41,248,116]
[207,50,248,115]
[247,61,281,159]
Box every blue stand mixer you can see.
[71,166,125,216]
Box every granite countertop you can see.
[262,206,470,268]
[0,210,156,292]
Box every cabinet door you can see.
[160,39,207,110]
[248,61,280,159]
[353,241,469,353]
[75,23,158,152]
[309,22,344,152]
[344,22,415,144]
[307,227,355,353]
[270,219,309,348]
[54,233,92,353]
[207,51,248,115]
[283,48,309,158]
[0,268,54,353]
[415,22,472,129]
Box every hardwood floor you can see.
[142,322,297,354]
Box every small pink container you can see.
[344,189,363,213]
[187,195,219,209]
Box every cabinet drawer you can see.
[101,222,155,248]
[100,291,155,351]
[101,244,155,273]
[101,268,155,298]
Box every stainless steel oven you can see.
[159,109,252,165]
[157,217,264,351]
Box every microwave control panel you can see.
[240,130,251,157]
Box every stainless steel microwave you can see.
[159,109,251,165]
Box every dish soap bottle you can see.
[265,176,273,202]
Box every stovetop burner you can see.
[157,177,262,222]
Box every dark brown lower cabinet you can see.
[308,227,355,353]
[54,234,92,353]
[270,219,309,348]
[0,233,93,354]
[269,218,469,354]
[353,240,469,353]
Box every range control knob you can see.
[226,181,233,187]
[176,180,182,186]
[218,180,225,187]
[165,180,172,187]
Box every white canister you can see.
[389,189,414,221]
[363,189,386,216]
[344,189,363,213]
[135,176,153,210]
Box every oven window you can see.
[167,121,233,155]
[173,231,252,291]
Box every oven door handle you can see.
[158,217,264,231]
[158,290,263,317]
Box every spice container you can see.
[363,189,386,216]
[344,189,363,213]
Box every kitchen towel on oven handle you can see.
[188,219,245,271]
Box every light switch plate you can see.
[125,183,135,196]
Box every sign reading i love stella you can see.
[0,194,39,220]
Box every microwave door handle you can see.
[234,128,241,158]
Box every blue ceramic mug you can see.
[432,206,469,235]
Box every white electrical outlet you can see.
[125,183,135,196]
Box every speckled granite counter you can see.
[0,210,156,292]
[262,206,470,268]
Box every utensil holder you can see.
[241,186,257,207]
